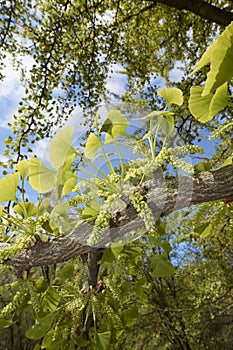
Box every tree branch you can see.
[1,164,233,271]
[147,0,233,26]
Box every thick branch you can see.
[1,164,233,271]
[147,0,233,26]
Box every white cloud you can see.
[168,61,184,83]
[0,54,34,127]
[0,58,22,100]
[106,63,127,99]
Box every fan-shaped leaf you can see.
[151,254,174,277]
[220,156,232,168]
[62,176,76,197]
[49,126,74,170]
[81,200,100,221]
[157,115,174,134]
[13,202,38,218]
[42,286,61,312]
[101,110,130,140]
[84,133,102,159]
[25,313,55,340]
[0,172,20,202]
[14,159,29,179]
[189,83,228,122]
[93,331,111,350]
[158,88,183,106]
[209,82,228,117]
[0,319,15,328]
[191,22,233,95]
[29,158,55,193]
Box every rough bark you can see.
[147,0,233,26]
[1,164,232,271]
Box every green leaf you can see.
[73,334,90,347]
[157,115,174,134]
[41,330,63,350]
[194,222,209,235]
[194,161,212,173]
[161,241,172,253]
[29,157,55,193]
[62,176,76,196]
[209,83,228,117]
[189,86,213,122]
[151,255,174,277]
[81,200,100,221]
[14,159,29,179]
[199,223,212,239]
[49,126,74,170]
[50,203,71,233]
[58,264,75,280]
[101,110,130,140]
[122,305,138,327]
[25,313,55,340]
[189,83,228,123]
[35,277,47,293]
[0,318,15,328]
[0,172,20,202]
[107,296,120,313]
[220,156,232,168]
[84,133,102,159]
[141,110,172,120]
[192,22,233,95]
[60,153,76,184]
[42,286,61,312]
[13,202,38,218]
[158,88,183,106]
[111,244,124,258]
[92,331,111,350]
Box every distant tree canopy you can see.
[1,0,233,159]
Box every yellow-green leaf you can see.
[92,331,111,350]
[209,83,228,117]
[25,314,55,340]
[14,159,29,179]
[81,200,100,221]
[189,86,213,122]
[0,172,20,202]
[42,286,61,312]
[29,158,55,193]
[0,319,15,328]
[151,254,174,277]
[101,110,130,140]
[62,177,76,197]
[84,133,101,159]
[49,126,74,170]
[191,21,233,95]
[189,83,228,123]
[158,88,183,106]
[200,223,212,239]
[157,115,174,134]
[220,156,232,168]
[13,202,38,218]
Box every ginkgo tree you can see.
[0,21,233,349]
[0,3,233,350]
